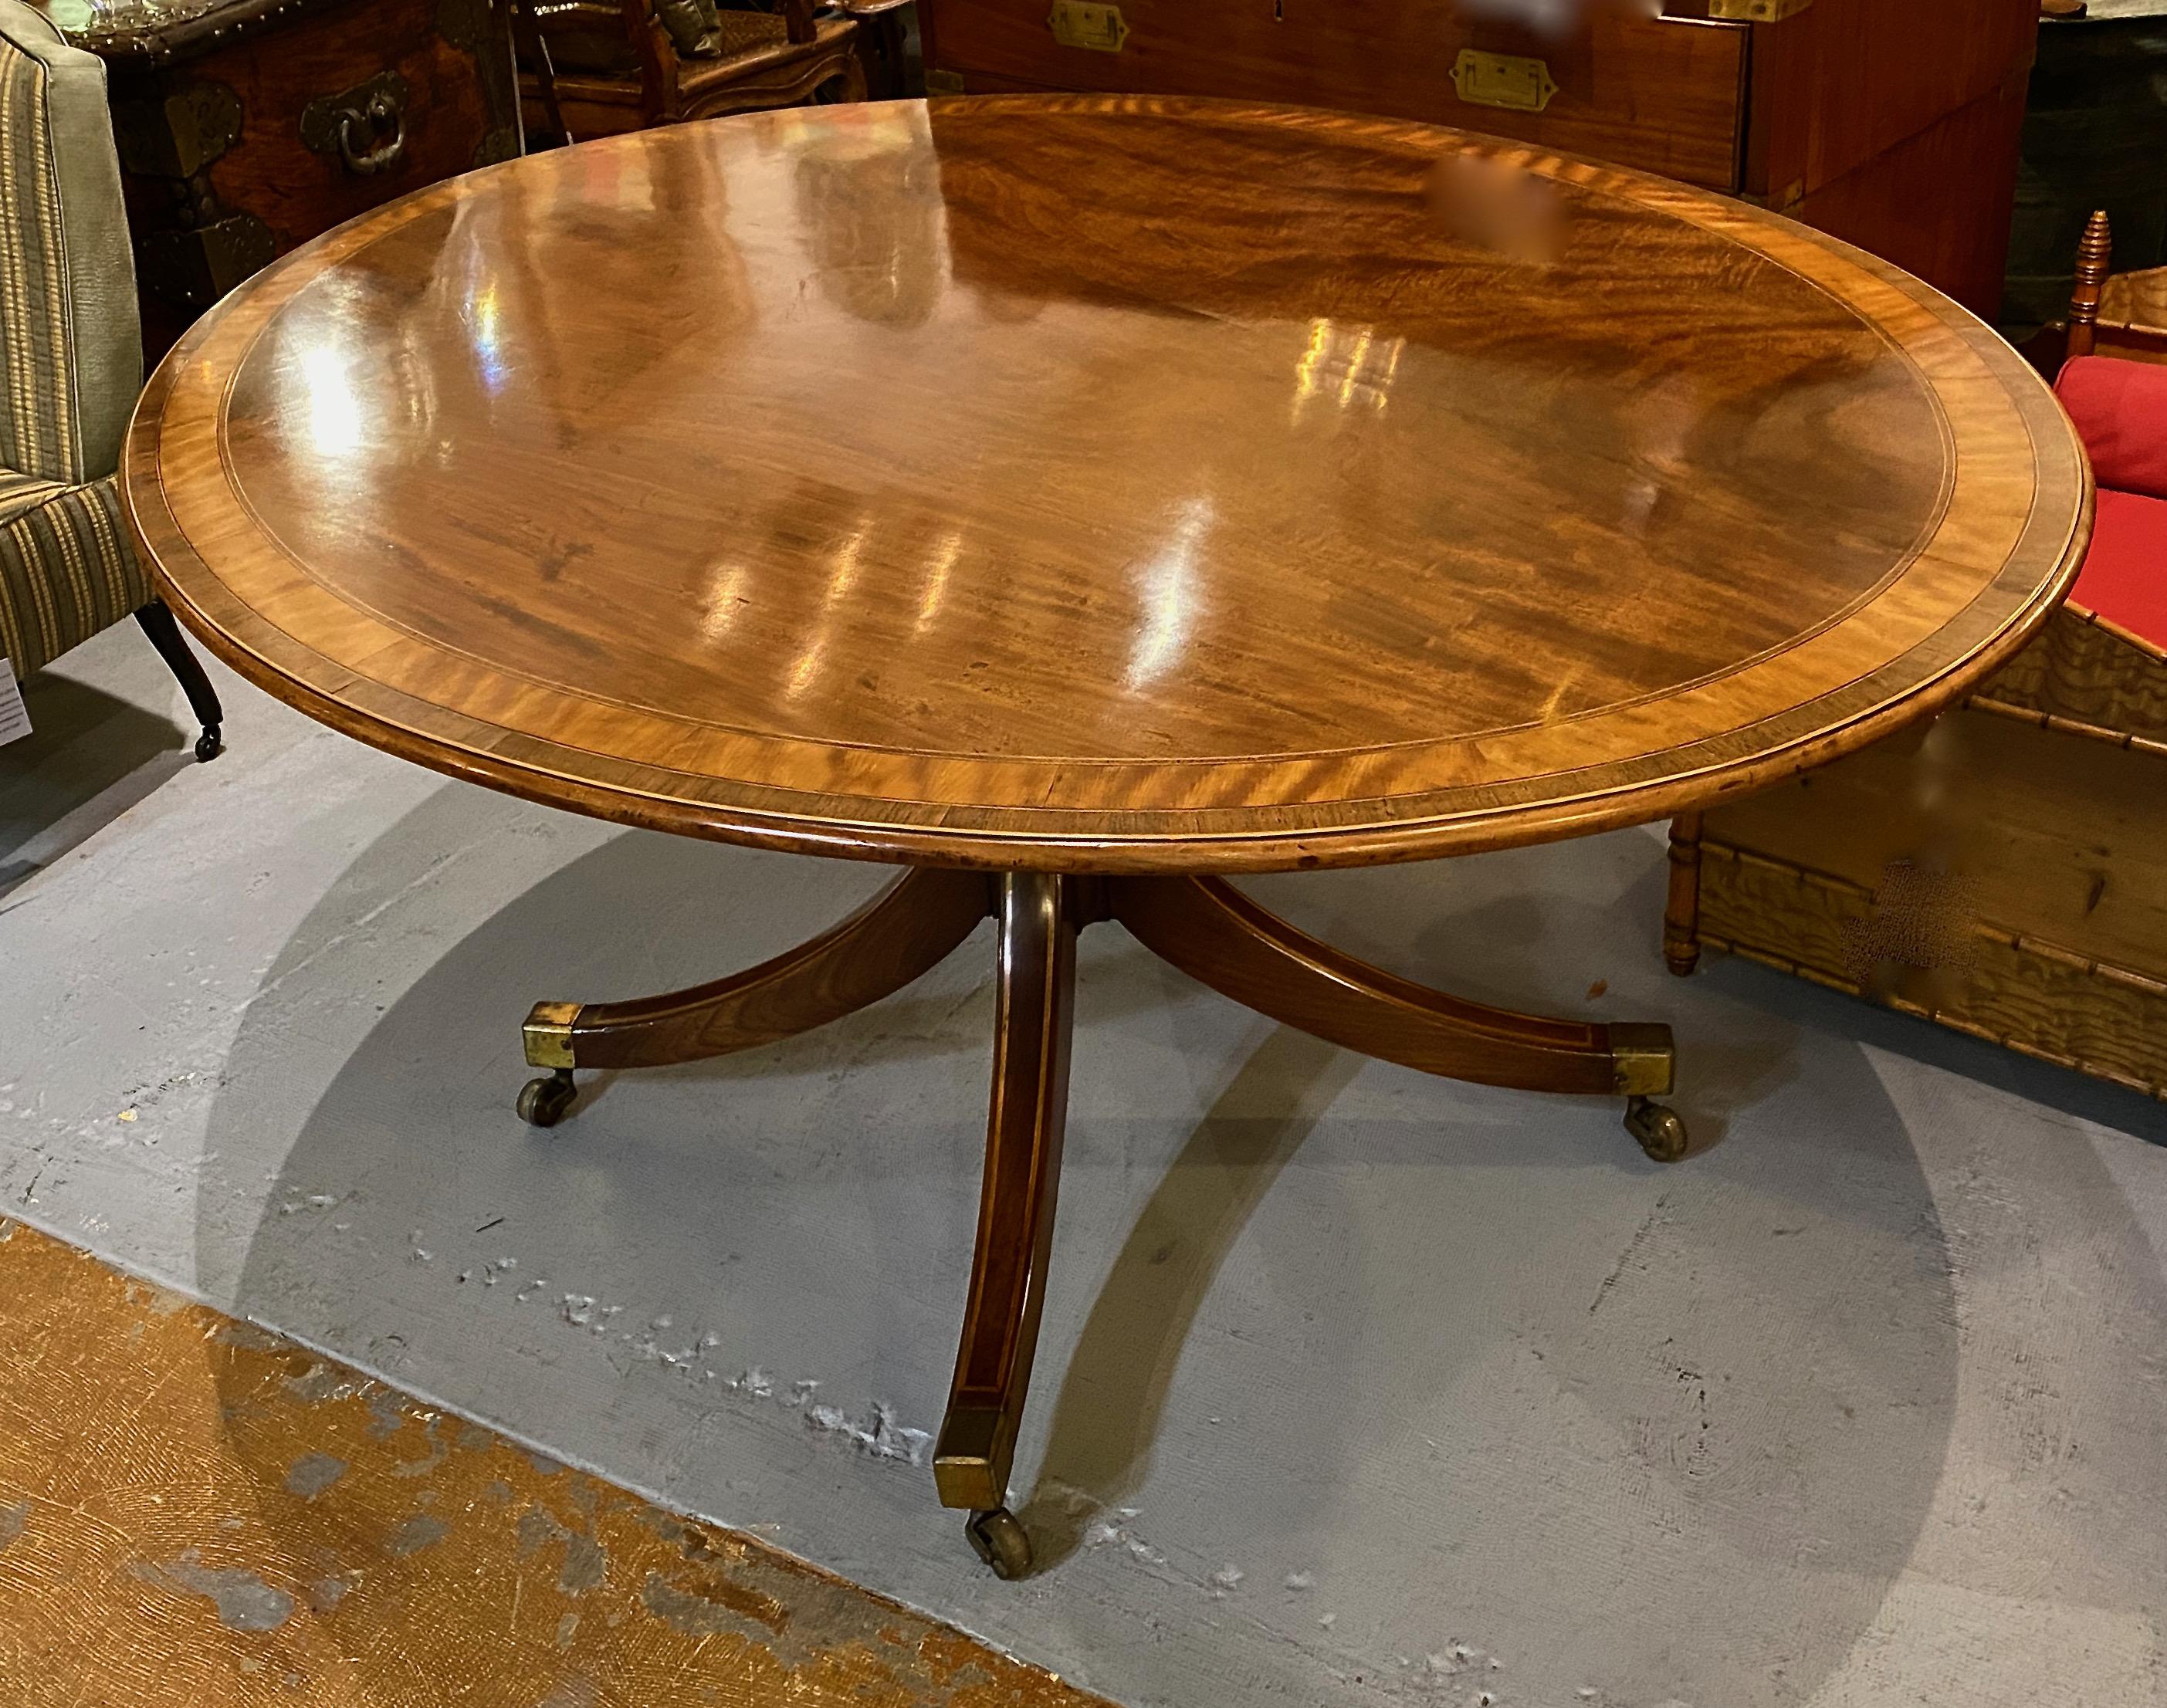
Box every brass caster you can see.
[964,1507,1032,1579]
[1625,1095,1689,1163]
[517,1068,577,1128]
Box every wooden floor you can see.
[0,1218,1102,1706]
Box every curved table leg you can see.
[934,873,1076,1579]
[515,867,992,1124]
[1109,874,1688,1161]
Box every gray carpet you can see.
[3,621,2163,1707]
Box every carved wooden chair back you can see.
[519,0,863,144]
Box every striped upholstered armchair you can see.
[0,0,220,759]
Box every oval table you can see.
[124,96,2092,1577]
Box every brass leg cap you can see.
[523,1000,581,1070]
[1625,1095,1689,1163]
[517,1068,578,1128]
[965,1507,1031,1579]
[1607,1022,1676,1098]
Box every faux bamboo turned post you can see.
[2067,209,2111,362]
[1664,813,1705,977]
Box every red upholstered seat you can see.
[2056,356,2167,644]
[2057,356,2167,500]
[2073,487,2167,644]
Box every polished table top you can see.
[126,96,2092,873]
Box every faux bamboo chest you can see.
[36,0,521,357]
[919,0,2041,316]
[1670,608,2167,1104]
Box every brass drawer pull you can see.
[1450,49,1557,113]
[1047,0,1127,51]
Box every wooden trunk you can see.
[1680,607,2167,1101]
[48,0,523,360]
[918,0,2037,316]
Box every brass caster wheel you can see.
[517,1068,577,1128]
[1624,1095,1689,1163]
[965,1507,1032,1579]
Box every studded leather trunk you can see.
[47,0,520,360]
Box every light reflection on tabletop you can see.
[205,99,1952,766]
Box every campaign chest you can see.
[919,0,2041,316]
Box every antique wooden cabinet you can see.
[36,0,522,357]
[918,0,2040,316]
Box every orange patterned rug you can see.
[0,1219,1102,1707]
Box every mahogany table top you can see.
[124,96,2093,874]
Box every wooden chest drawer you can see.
[919,0,1750,190]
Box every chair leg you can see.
[134,600,223,762]
[510,0,572,145]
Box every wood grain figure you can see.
[126,100,2091,874]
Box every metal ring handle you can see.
[336,92,407,176]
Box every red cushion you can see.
[2073,486,2167,644]
[2056,356,2167,500]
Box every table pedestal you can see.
[515,868,1688,1578]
